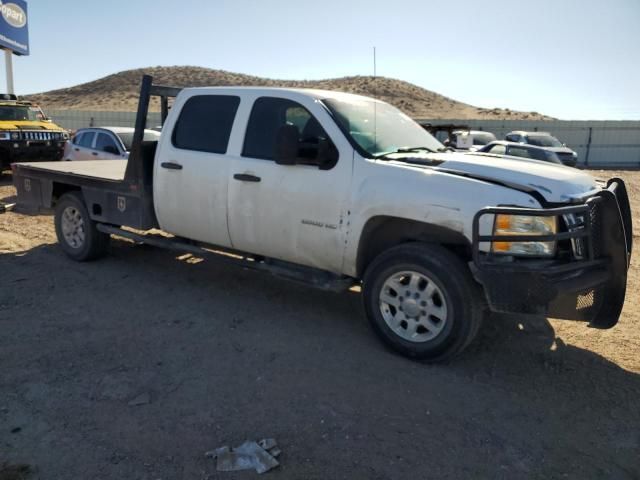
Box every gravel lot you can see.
[1,170,639,479]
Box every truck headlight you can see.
[492,214,558,257]
[0,132,9,141]
[10,132,20,140]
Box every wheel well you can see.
[52,183,81,206]
[356,216,472,276]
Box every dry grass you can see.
[25,66,554,120]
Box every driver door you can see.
[227,95,353,273]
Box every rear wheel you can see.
[362,243,483,362]
[54,191,110,261]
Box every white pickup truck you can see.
[13,76,633,362]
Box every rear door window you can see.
[488,144,506,155]
[172,95,240,154]
[507,146,532,159]
[78,131,95,149]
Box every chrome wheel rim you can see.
[379,270,448,343]
[61,206,85,249]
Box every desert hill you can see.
[26,66,553,120]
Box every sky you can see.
[3,0,639,120]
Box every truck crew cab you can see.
[0,94,68,170]
[13,76,633,362]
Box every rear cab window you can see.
[172,95,241,154]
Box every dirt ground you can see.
[0,170,638,479]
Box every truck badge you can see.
[117,196,126,212]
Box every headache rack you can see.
[124,75,182,186]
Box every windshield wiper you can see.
[375,146,438,159]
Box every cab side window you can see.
[505,134,520,142]
[172,95,240,154]
[242,97,338,169]
[95,133,120,154]
[78,132,95,149]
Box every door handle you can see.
[161,162,183,170]
[92,152,98,156]
[74,148,79,152]
[233,173,261,183]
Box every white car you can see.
[63,127,160,161]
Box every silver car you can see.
[505,131,577,166]
[63,127,160,161]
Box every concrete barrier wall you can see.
[46,109,640,168]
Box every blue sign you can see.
[0,0,28,55]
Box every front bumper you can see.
[472,178,632,329]
[0,140,66,165]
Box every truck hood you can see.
[427,152,598,203]
[0,120,65,131]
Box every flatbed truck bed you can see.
[15,160,127,182]
[12,76,179,230]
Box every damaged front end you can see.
[472,178,632,329]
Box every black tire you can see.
[362,243,484,362]
[54,191,110,261]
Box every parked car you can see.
[13,76,632,362]
[476,141,564,165]
[63,127,160,161]
[0,93,68,170]
[505,131,577,166]
[445,130,497,151]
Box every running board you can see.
[97,224,356,293]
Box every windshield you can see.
[0,105,46,122]
[472,132,496,145]
[117,130,161,151]
[527,135,563,147]
[322,97,443,157]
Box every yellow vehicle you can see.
[0,93,68,170]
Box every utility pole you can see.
[4,49,14,94]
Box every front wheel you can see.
[362,243,484,362]
[54,191,110,261]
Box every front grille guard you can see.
[472,200,602,273]
[471,178,631,327]
[472,178,632,272]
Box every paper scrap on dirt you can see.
[205,438,280,474]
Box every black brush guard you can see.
[472,178,632,329]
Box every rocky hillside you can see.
[26,66,553,120]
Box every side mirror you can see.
[274,124,299,166]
